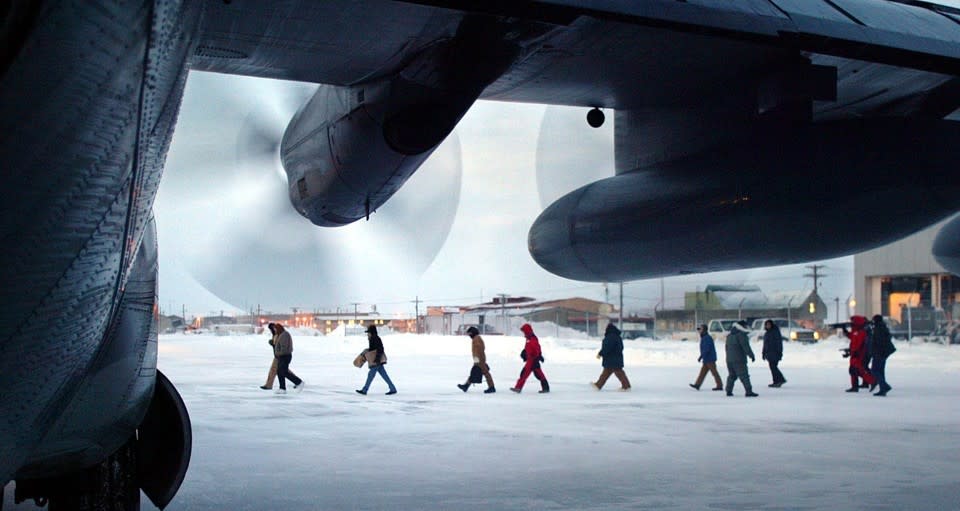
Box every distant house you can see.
[159,315,186,333]
[459,297,616,337]
[659,286,827,331]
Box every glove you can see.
[596,353,602,360]
[520,350,528,361]
[762,354,766,361]
[697,356,702,362]
[749,355,755,363]
[842,352,850,358]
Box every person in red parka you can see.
[843,315,876,392]
[510,323,550,393]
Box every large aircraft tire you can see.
[43,437,140,511]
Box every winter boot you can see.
[484,387,496,394]
[689,383,700,391]
[457,383,469,392]
[745,392,759,397]
[510,387,521,393]
[846,376,859,392]
[539,380,550,393]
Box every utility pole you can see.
[497,293,509,333]
[619,282,624,330]
[351,302,360,325]
[834,297,839,324]
[660,278,665,313]
[412,296,421,334]
[804,265,827,294]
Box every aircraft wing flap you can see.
[536,0,960,67]
[191,0,960,110]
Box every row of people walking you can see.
[690,316,896,397]
[261,322,305,394]
[260,318,895,398]
[842,315,895,396]
[690,320,782,396]
[262,323,398,395]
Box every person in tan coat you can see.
[260,323,279,390]
[273,323,304,394]
[457,326,496,393]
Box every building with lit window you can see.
[854,217,960,327]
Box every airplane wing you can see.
[192,0,960,117]
[191,0,960,282]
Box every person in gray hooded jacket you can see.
[725,320,758,397]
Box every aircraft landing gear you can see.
[15,436,140,511]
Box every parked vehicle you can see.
[623,329,658,340]
[706,319,739,337]
[750,318,819,344]
[889,306,946,339]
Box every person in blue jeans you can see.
[357,325,397,395]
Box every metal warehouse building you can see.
[854,216,960,326]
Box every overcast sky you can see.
[154,71,853,319]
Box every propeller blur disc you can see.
[156,71,461,311]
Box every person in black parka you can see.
[356,325,397,395]
[762,320,787,388]
[870,315,896,396]
[592,323,631,391]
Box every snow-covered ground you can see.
[6,331,960,510]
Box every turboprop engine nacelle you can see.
[933,213,960,276]
[281,21,519,227]
[529,119,960,282]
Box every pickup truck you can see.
[706,319,740,338]
[750,318,819,344]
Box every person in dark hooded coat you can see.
[725,320,758,397]
[356,325,397,395]
[591,323,631,391]
[869,315,895,396]
[761,319,787,388]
